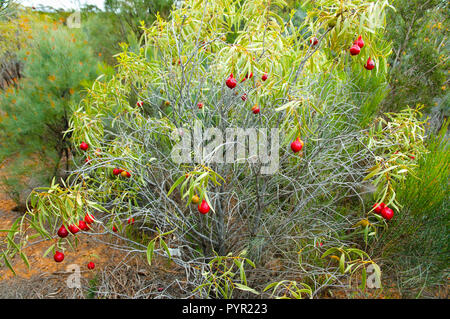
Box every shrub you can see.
[0,21,99,206]
[4,0,425,299]
[382,0,449,114]
[371,120,449,297]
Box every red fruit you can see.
[197,102,204,109]
[309,37,319,46]
[241,93,247,101]
[78,220,89,231]
[251,104,260,114]
[262,73,268,81]
[84,156,91,164]
[226,73,237,89]
[68,224,80,234]
[128,218,135,225]
[57,225,69,238]
[113,168,123,176]
[136,101,143,107]
[373,203,386,215]
[158,287,163,292]
[54,251,64,263]
[290,138,304,153]
[355,35,364,48]
[80,142,89,151]
[349,44,361,56]
[364,57,375,70]
[241,72,253,82]
[112,226,118,232]
[198,200,210,215]
[87,262,95,270]
[121,171,131,178]
[84,213,95,224]
[381,207,394,221]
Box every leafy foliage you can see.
[0,21,99,204]
[382,0,449,114]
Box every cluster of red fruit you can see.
[224,72,268,115]
[80,142,92,165]
[349,36,375,70]
[113,168,131,178]
[80,142,132,178]
[372,202,394,221]
[225,72,268,89]
[54,213,96,269]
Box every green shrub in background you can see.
[372,120,449,297]
[0,22,99,207]
[103,0,173,38]
[382,0,449,115]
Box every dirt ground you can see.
[0,190,188,298]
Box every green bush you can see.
[382,0,449,114]
[372,121,449,297]
[0,22,99,205]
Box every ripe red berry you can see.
[262,73,268,81]
[381,207,394,221]
[84,213,95,225]
[113,168,123,176]
[290,138,304,153]
[78,220,89,231]
[349,44,361,56]
[226,73,237,89]
[197,102,204,109]
[198,200,210,215]
[241,93,247,101]
[373,203,386,215]
[241,72,253,82]
[136,101,143,107]
[112,226,118,232]
[84,156,91,164]
[309,37,319,46]
[54,251,64,263]
[157,287,163,292]
[128,218,135,225]
[80,142,89,151]
[121,171,131,178]
[87,262,95,270]
[57,225,69,238]
[364,57,375,70]
[355,35,364,48]
[68,224,80,234]
[251,104,260,114]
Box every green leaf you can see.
[160,238,170,259]
[339,253,345,273]
[167,175,185,196]
[146,240,155,266]
[43,243,55,258]
[2,253,16,276]
[234,283,260,295]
